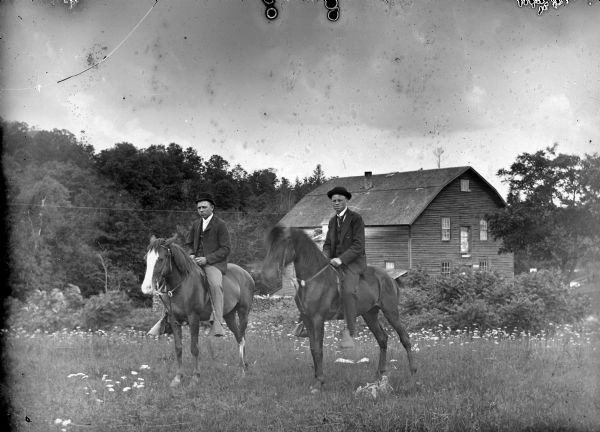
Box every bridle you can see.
[152,244,183,298]
[276,233,338,291]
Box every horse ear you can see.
[165,235,178,246]
[150,235,157,242]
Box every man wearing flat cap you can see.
[183,192,231,337]
[323,186,367,349]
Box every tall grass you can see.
[4,319,599,432]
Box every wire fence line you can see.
[6,202,287,217]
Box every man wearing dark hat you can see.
[183,192,231,337]
[323,186,367,349]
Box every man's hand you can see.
[330,258,342,267]
[195,256,208,266]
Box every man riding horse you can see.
[295,185,366,349]
[149,192,230,338]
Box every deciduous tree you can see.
[488,145,600,279]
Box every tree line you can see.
[2,118,328,304]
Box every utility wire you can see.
[7,202,287,216]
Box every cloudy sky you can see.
[1,0,599,197]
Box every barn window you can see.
[479,259,488,272]
[460,179,470,192]
[480,219,488,241]
[384,261,395,270]
[460,226,471,253]
[441,217,451,241]
[441,261,451,275]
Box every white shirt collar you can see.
[202,213,213,230]
[337,207,348,218]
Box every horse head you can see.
[261,225,295,288]
[141,235,197,295]
[141,235,172,295]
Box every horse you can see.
[141,236,255,387]
[261,225,417,393]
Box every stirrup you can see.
[209,320,225,337]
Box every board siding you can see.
[410,172,514,277]
[365,226,410,270]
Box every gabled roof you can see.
[279,166,505,227]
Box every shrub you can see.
[78,290,133,330]
[5,285,84,331]
[399,268,590,334]
[508,270,589,332]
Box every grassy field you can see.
[4,303,599,432]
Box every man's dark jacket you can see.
[184,215,231,274]
[323,208,367,274]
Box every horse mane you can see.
[150,236,197,277]
[266,225,329,268]
[168,242,198,277]
[289,228,329,268]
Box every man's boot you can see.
[339,294,357,349]
[147,317,163,336]
[208,284,225,337]
[148,312,171,336]
[293,315,308,338]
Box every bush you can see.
[78,290,133,330]
[399,268,590,334]
[6,287,135,332]
[5,285,84,331]
[508,270,589,333]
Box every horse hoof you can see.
[309,383,322,394]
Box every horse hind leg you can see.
[224,310,248,374]
[381,307,417,375]
[362,309,389,380]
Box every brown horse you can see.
[262,225,417,393]
[141,236,255,387]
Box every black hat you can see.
[196,193,216,206]
[327,186,351,200]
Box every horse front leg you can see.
[306,316,325,394]
[189,315,201,385]
[170,321,184,387]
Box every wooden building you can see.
[277,166,513,294]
